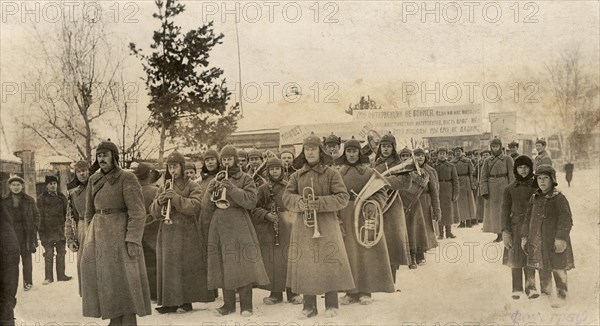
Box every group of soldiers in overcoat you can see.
[0,133,575,324]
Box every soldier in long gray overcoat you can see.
[397,148,429,269]
[81,141,151,325]
[335,138,395,306]
[481,138,515,242]
[150,151,214,314]
[414,148,441,264]
[475,149,491,224]
[65,160,91,296]
[283,133,354,319]
[453,147,477,228]
[132,162,161,301]
[204,145,270,317]
[434,148,459,239]
[372,132,413,282]
[251,157,301,305]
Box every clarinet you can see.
[268,182,280,246]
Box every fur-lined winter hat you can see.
[534,164,558,186]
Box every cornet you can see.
[302,177,322,238]
[211,166,230,209]
[161,179,174,225]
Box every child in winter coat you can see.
[521,164,574,308]
[500,155,538,299]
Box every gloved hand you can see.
[554,239,567,253]
[520,237,528,252]
[266,213,279,224]
[452,194,458,202]
[126,242,141,258]
[482,194,490,200]
[306,199,320,212]
[502,231,512,249]
[220,179,235,190]
[298,199,307,211]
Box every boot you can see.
[177,303,193,313]
[494,233,503,242]
[416,251,426,265]
[298,295,318,319]
[466,219,472,228]
[458,221,466,228]
[471,219,479,226]
[445,226,456,239]
[214,289,236,316]
[121,313,137,326]
[56,255,72,281]
[108,316,122,326]
[438,226,445,240]
[263,291,283,305]
[238,284,253,316]
[43,257,54,285]
[155,306,177,314]
[409,253,418,269]
[286,288,302,304]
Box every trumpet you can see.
[302,177,322,238]
[211,166,230,209]
[161,179,174,225]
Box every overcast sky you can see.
[1,1,598,154]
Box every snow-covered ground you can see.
[14,169,600,326]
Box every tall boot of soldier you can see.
[56,240,71,281]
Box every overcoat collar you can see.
[374,155,397,168]
[95,166,123,185]
[338,163,368,176]
[535,188,560,199]
[298,163,329,176]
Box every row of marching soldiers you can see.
[55,132,570,324]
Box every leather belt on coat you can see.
[95,208,128,215]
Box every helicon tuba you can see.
[211,166,230,209]
[352,170,389,248]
